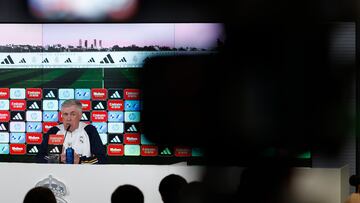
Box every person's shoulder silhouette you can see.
[159,174,188,203]
[23,186,56,203]
[111,184,144,203]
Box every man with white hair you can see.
[36,99,106,164]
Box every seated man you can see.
[36,99,106,164]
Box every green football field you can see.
[0,68,142,88]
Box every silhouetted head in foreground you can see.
[159,174,188,203]
[111,184,144,203]
[23,186,56,203]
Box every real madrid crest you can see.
[36,175,68,203]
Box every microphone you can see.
[63,124,71,151]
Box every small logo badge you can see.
[124,89,140,100]
[9,143,26,155]
[26,88,42,100]
[91,88,107,100]
[0,88,10,99]
[10,122,25,132]
[59,89,74,100]
[107,144,124,156]
[107,100,124,111]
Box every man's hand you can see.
[60,152,81,164]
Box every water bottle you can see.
[65,144,74,164]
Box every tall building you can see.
[79,39,82,47]
[85,40,88,49]
[94,39,97,48]
[99,40,102,48]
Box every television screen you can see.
[0,23,225,164]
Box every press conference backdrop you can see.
[0,23,224,164]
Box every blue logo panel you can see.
[0,144,9,154]
[26,122,42,133]
[75,89,91,100]
[59,88,74,100]
[0,100,9,110]
[108,122,124,133]
[10,133,25,143]
[10,88,25,99]
[124,100,140,111]
[43,111,58,122]
[124,112,140,122]
[108,111,124,122]
[43,100,58,111]
[92,122,107,134]
[0,133,9,143]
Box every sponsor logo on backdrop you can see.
[125,123,139,133]
[0,88,10,99]
[80,100,91,111]
[91,111,108,122]
[10,122,25,132]
[0,100,9,110]
[91,88,107,100]
[26,133,43,144]
[75,89,91,100]
[26,88,42,100]
[92,122,107,134]
[80,112,90,121]
[0,110,10,122]
[0,132,9,143]
[48,145,62,154]
[10,143,26,155]
[159,146,173,156]
[124,145,140,156]
[141,145,158,156]
[124,133,140,145]
[10,133,26,143]
[27,144,40,154]
[48,134,64,145]
[43,122,58,133]
[124,89,140,100]
[10,88,25,99]
[0,122,9,131]
[43,88,58,99]
[0,144,9,154]
[27,100,42,110]
[10,100,26,111]
[108,89,123,99]
[43,111,58,122]
[43,100,58,111]
[174,147,192,157]
[26,111,42,122]
[11,111,25,121]
[107,100,123,111]
[108,134,123,143]
[108,111,124,122]
[108,122,124,134]
[92,101,106,110]
[26,122,42,133]
[58,89,74,100]
[107,144,124,156]
[124,100,140,111]
[124,112,140,122]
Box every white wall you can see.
[0,163,205,203]
[0,163,349,203]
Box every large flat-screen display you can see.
[0,23,225,164]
